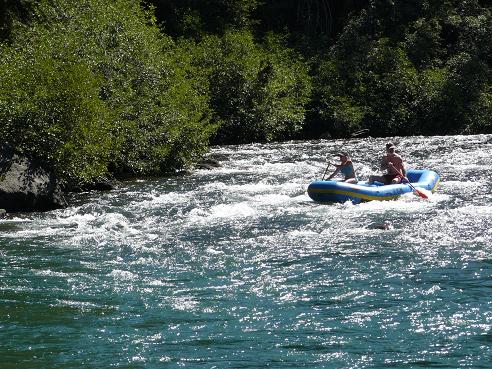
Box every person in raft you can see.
[326,152,358,184]
[368,142,406,185]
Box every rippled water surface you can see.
[1,135,492,368]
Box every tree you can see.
[0,0,217,185]
[191,31,312,144]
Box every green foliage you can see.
[313,0,492,137]
[467,88,492,133]
[0,0,216,185]
[361,40,420,135]
[315,60,366,136]
[1,0,491,191]
[194,31,312,144]
[317,39,421,137]
[0,0,37,41]
[0,34,113,184]
[148,0,260,38]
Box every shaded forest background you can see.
[0,0,491,186]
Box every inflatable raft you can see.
[307,169,440,204]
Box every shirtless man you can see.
[368,143,405,185]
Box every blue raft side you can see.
[307,169,440,204]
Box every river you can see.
[1,134,491,368]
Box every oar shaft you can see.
[388,163,428,199]
[387,163,407,182]
[321,164,330,180]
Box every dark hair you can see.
[385,142,395,150]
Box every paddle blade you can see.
[414,187,432,200]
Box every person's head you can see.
[385,142,396,154]
[337,152,349,162]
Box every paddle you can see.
[388,163,430,200]
[321,162,331,180]
[321,160,340,180]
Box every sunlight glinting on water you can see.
[1,134,491,367]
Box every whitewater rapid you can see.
[1,134,491,367]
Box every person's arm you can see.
[380,157,389,171]
[395,155,405,176]
[327,167,340,180]
[348,162,356,176]
[397,155,406,176]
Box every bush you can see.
[316,39,420,137]
[313,0,492,137]
[0,0,217,185]
[194,30,312,144]
[315,59,367,136]
[0,31,113,184]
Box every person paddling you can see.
[368,143,406,185]
[326,152,357,184]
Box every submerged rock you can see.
[67,177,117,193]
[0,143,67,212]
[196,158,221,170]
[368,221,394,230]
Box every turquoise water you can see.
[1,135,491,368]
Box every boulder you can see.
[0,144,67,212]
[368,221,394,230]
[196,158,221,170]
[67,177,117,193]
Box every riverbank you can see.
[0,140,222,213]
[1,1,490,192]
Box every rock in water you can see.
[368,221,394,230]
[0,144,67,212]
[196,158,221,170]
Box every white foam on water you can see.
[226,182,276,194]
[251,193,295,206]
[148,279,175,287]
[2,207,140,244]
[441,180,487,190]
[423,285,442,295]
[210,202,256,218]
[108,269,138,280]
[199,181,229,191]
[188,202,256,223]
[66,212,141,245]
[131,191,190,208]
[206,246,223,255]
[0,217,33,223]
[258,161,306,173]
[171,296,199,311]
[287,229,327,237]
[31,269,71,278]
[451,205,492,216]
[331,290,361,302]
[426,192,451,203]
[53,299,103,310]
[352,195,435,214]
[7,225,64,238]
